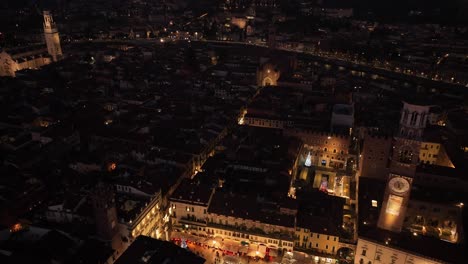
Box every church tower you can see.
[43,11,62,62]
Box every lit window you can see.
[372,200,378,207]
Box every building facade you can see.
[116,186,165,243]
[295,227,341,255]
[355,238,443,264]
[0,10,62,77]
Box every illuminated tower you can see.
[391,101,430,176]
[43,11,62,62]
[378,101,428,232]
[398,101,430,139]
[377,174,413,232]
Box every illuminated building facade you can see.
[295,222,344,256]
[117,188,165,243]
[295,132,351,171]
[355,238,444,264]
[170,185,296,253]
[0,11,62,77]
[257,62,280,86]
[214,199,295,252]
[288,130,353,198]
[404,200,462,243]
[169,179,215,233]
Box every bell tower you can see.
[43,11,63,62]
[390,101,430,176]
[398,101,430,140]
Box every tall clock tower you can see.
[377,174,413,232]
[43,11,63,62]
[377,101,427,232]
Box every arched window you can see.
[420,113,426,127]
[410,112,418,126]
[402,110,409,123]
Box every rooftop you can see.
[208,191,295,228]
[359,228,466,264]
[169,179,214,206]
[115,235,205,264]
[296,212,340,236]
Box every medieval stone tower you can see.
[90,183,122,255]
[43,11,63,62]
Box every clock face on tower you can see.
[389,177,410,194]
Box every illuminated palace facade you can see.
[169,180,358,258]
[286,129,355,201]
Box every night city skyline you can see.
[0,1,467,264]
